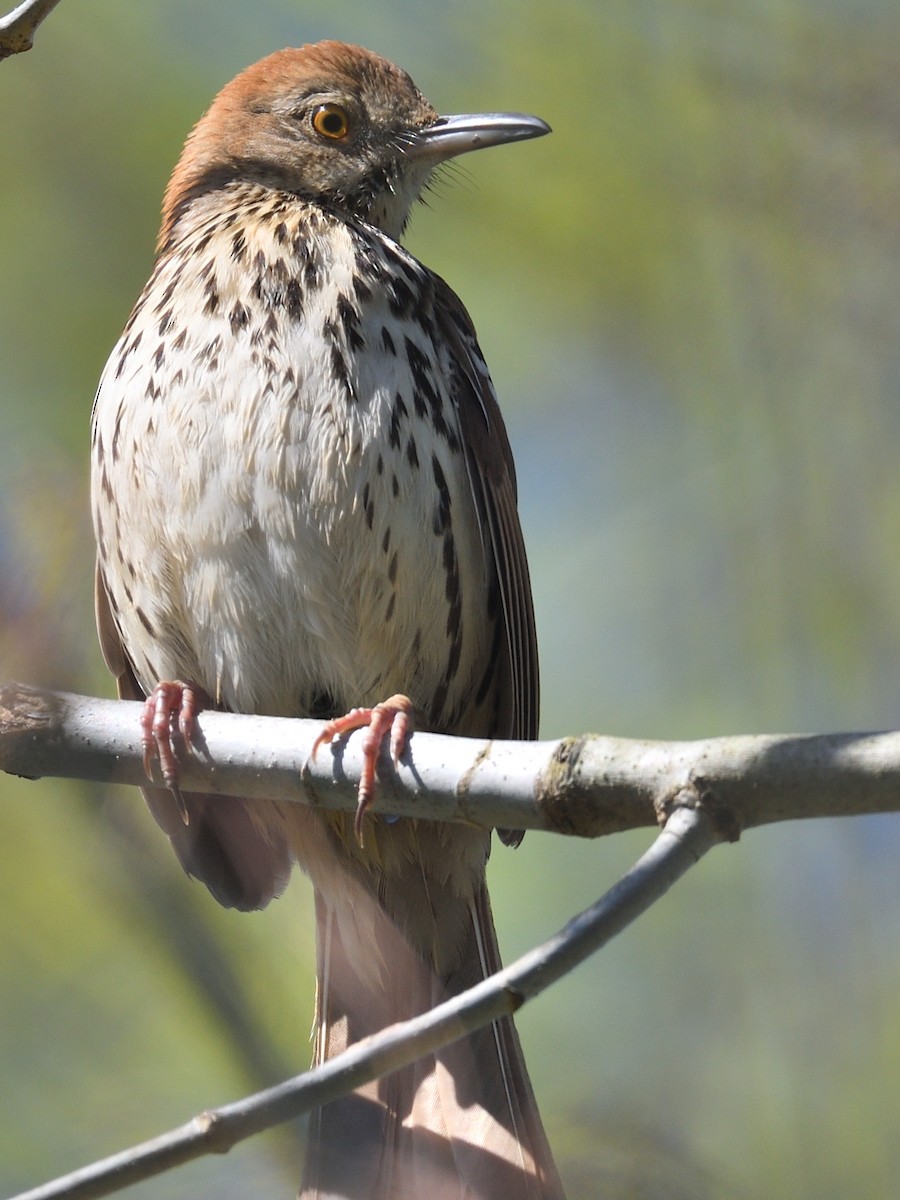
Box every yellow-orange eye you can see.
[312,104,351,140]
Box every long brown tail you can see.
[296,815,566,1200]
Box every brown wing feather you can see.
[432,277,540,742]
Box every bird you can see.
[90,40,563,1199]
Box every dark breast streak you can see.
[92,184,510,734]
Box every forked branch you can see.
[2,680,898,1199]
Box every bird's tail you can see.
[298,824,566,1200]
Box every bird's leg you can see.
[312,693,415,844]
[140,680,208,823]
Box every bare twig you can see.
[1,682,899,838]
[8,804,718,1200]
[0,0,63,59]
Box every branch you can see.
[1,682,898,838]
[4,680,896,1196]
[0,0,63,59]
[9,804,718,1200]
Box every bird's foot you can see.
[311,693,415,845]
[140,680,207,823]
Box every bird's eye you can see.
[312,104,351,140]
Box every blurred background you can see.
[1,0,898,1196]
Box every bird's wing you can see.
[431,274,540,744]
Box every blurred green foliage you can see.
[1,1,898,1196]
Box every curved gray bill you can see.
[410,112,551,160]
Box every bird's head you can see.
[160,41,549,246]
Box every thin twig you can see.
[1,683,899,838]
[0,0,63,58]
[8,805,719,1200]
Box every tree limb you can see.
[0,0,63,58]
[2,678,896,1198]
[8,804,718,1200]
[1,682,898,839]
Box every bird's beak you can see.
[409,112,551,161]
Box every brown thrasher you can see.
[91,41,563,1199]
